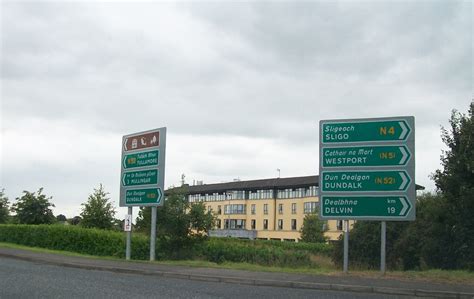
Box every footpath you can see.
[0,247,472,298]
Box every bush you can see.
[0,224,149,260]
[196,238,326,267]
[0,225,331,268]
[331,221,409,270]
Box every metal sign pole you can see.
[150,206,157,261]
[381,221,386,275]
[126,207,132,260]
[343,220,349,273]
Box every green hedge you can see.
[196,238,328,267]
[254,239,333,256]
[0,224,149,260]
[0,225,330,267]
[205,237,332,256]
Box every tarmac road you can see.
[0,257,412,299]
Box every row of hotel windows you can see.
[212,202,319,215]
[218,219,342,231]
[219,219,299,231]
[188,186,318,203]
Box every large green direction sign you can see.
[321,171,411,192]
[322,145,410,167]
[321,196,411,219]
[322,120,411,143]
[319,116,415,221]
[119,128,166,207]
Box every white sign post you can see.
[124,214,132,232]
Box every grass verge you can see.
[1,242,472,285]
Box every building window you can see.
[304,202,318,214]
[216,219,221,229]
[225,219,246,230]
[224,204,246,214]
[291,219,297,231]
[250,189,273,199]
[217,205,222,215]
[291,203,297,214]
[236,219,245,229]
[278,219,283,230]
[278,203,283,214]
[226,190,246,200]
[251,204,256,215]
[251,219,256,230]
[263,219,268,230]
[264,204,268,215]
[337,220,343,231]
[207,206,212,213]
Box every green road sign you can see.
[319,117,415,221]
[322,120,411,143]
[120,127,167,207]
[321,170,410,192]
[322,145,410,167]
[122,169,158,187]
[125,188,162,205]
[321,196,412,218]
[123,150,159,169]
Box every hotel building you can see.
[183,175,346,242]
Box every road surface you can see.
[0,257,413,298]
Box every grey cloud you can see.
[186,1,471,87]
[1,1,471,144]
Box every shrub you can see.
[0,225,330,268]
[197,238,317,267]
[0,224,149,259]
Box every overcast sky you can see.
[1,1,472,218]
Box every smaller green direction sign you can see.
[122,169,158,187]
[125,188,162,205]
[123,150,159,169]
[322,145,410,168]
[321,170,410,192]
[322,120,411,143]
[321,196,411,218]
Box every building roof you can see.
[182,175,318,194]
[167,175,425,195]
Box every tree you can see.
[12,188,56,224]
[300,210,327,243]
[56,214,67,222]
[393,192,450,270]
[135,187,215,258]
[69,216,82,226]
[331,220,410,269]
[0,189,10,224]
[431,102,474,270]
[189,202,215,236]
[80,184,116,230]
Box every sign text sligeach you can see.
[322,120,410,143]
